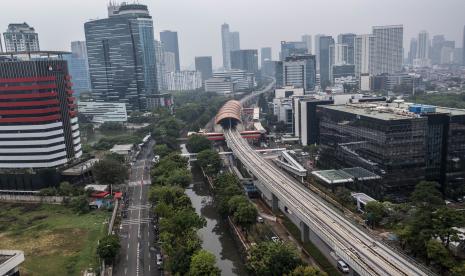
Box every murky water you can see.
[181,144,247,276]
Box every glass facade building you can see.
[84,3,158,111]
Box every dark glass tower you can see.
[160,30,180,71]
[319,36,334,89]
[230,49,258,74]
[195,56,213,83]
[84,3,158,111]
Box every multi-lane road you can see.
[114,139,161,276]
[224,128,432,276]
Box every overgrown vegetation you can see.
[0,203,108,276]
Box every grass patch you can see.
[0,203,109,276]
[280,215,341,276]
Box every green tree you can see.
[410,181,444,209]
[247,241,303,276]
[432,207,465,247]
[186,135,212,153]
[163,168,192,187]
[228,195,250,214]
[39,187,57,196]
[153,144,173,158]
[188,250,221,276]
[451,262,465,276]
[286,265,328,276]
[197,149,222,176]
[426,239,455,271]
[92,158,129,184]
[97,234,121,264]
[69,195,90,214]
[232,202,258,231]
[364,201,386,228]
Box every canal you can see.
[181,144,247,275]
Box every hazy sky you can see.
[1,0,464,69]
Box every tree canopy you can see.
[97,234,121,264]
[188,250,221,276]
[186,135,212,153]
[247,241,303,276]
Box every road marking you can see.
[149,265,150,271]
[124,267,127,275]
[127,243,130,249]
[126,254,128,261]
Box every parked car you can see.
[337,260,350,273]
[156,254,163,269]
[271,236,280,243]
[257,216,264,223]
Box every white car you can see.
[156,254,163,268]
[271,236,280,243]
[337,260,350,273]
[257,216,264,223]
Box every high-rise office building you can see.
[0,51,81,168]
[283,55,317,92]
[260,47,272,68]
[408,38,418,65]
[302,35,312,54]
[230,32,240,51]
[154,40,165,91]
[431,35,445,65]
[84,3,158,111]
[63,41,91,96]
[221,23,240,69]
[0,36,2,52]
[372,25,403,74]
[230,49,258,74]
[354,34,375,77]
[330,43,349,66]
[463,25,465,65]
[195,56,213,82]
[414,31,431,67]
[163,71,202,91]
[314,34,324,71]
[164,52,176,73]
[337,33,356,64]
[3,23,40,52]
[318,36,334,88]
[160,30,180,71]
[280,41,308,61]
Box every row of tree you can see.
[149,150,221,275]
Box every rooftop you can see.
[0,250,25,275]
[312,167,381,185]
[319,104,421,121]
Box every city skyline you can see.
[0,0,464,68]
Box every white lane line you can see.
[126,254,128,261]
[149,265,151,271]
[127,243,130,249]
[124,267,127,275]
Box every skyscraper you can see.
[0,51,81,168]
[154,40,165,91]
[431,35,445,65]
[221,24,231,69]
[330,43,349,66]
[354,34,375,76]
[3,23,40,52]
[337,33,356,64]
[221,24,241,69]
[280,41,307,61]
[230,49,258,74]
[230,32,240,51]
[319,36,335,88]
[260,47,272,68]
[160,30,180,71]
[84,3,158,111]
[408,38,418,65]
[414,31,431,67]
[463,25,465,65]
[302,34,312,54]
[314,34,324,71]
[0,36,3,52]
[372,25,403,74]
[163,52,176,73]
[63,41,91,96]
[195,56,213,82]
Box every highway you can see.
[224,128,432,276]
[114,139,161,276]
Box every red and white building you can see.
[0,51,81,168]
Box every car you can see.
[337,260,350,273]
[271,236,280,243]
[257,216,264,223]
[156,254,163,269]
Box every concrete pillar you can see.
[300,221,309,243]
[272,193,279,213]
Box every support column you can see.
[272,193,279,213]
[300,221,309,243]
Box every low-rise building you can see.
[78,101,128,123]
[0,250,25,276]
